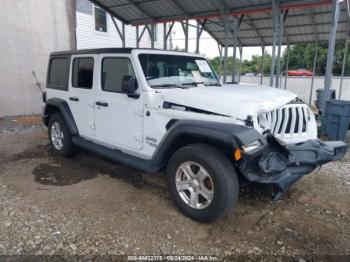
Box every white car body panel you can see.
[157,84,297,120]
[46,49,318,160]
[68,54,97,138]
[93,53,144,150]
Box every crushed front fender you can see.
[238,134,347,200]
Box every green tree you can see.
[208,57,241,76]
[209,43,350,77]
[281,43,350,76]
[209,53,272,76]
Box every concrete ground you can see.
[0,116,349,260]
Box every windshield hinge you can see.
[245,115,254,127]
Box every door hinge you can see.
[134,108,143,117]
[134,134,143,143]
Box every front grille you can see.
[258,104,311,138]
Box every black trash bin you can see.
[324,99,350,141]
[315,89,336,115]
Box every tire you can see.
[48,113,77,157]
[166,144,239,223]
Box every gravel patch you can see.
[0,116,349,259]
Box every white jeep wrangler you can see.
[43,48,346,222]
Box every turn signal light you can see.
[234,148,242,161]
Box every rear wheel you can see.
[166,144,239,223]
[48,113,77,157]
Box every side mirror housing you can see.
[122,75,140,99]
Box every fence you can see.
[223,75,350,107]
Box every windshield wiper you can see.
[182,81,221,87]
[150,84,188,89]
[181,81,204,86]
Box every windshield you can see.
[138,54,220,88]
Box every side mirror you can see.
[122,75,140,99]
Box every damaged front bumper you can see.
[238,134,347,200]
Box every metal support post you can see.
[276,11,286,88]
[196,21,199,54]
[150,24,155,49]
[163,22,175,50]
[270,0,280,87]
[122,23,125,48]
[185,20,188,52]
[309,39,319,105]
[137,25,148,48]
[136,26,139,48]
[231,18,239,83]
[163,23,167,50]
[218,43,223,78]
[339,29,349,99]
[232,46,237,83]
[284,44,290,90]
[238,46,243,82]
[223,44,228,84]
[181,20,189,52]
[340,0,350,99]
[260,45,265,84]
[111,17,125,48]
[322,0,343,113]
[231,16,243,83]
[196,19,207,54]
[223,15,229,84]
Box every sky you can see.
[169,21,284,60]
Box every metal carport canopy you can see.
[90,0,349,46]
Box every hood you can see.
[159,83,297,120]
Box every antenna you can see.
[32,71,44,95]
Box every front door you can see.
[94,55,144,150]
[67,55,96,138]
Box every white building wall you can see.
[76,6,164,49]
[0,0,75,117]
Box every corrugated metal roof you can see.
[90,0,349,46]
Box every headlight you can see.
[242,140,262,153]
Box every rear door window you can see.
[72,57,94,89]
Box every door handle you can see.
[69,96,79,102]
[96,101,108,107]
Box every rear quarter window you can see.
[47,57,70,91]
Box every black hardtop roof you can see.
[50,48,199,56]
[50,48,133,56]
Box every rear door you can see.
[93,54,144,150]
[67,55,96,138]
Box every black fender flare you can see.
[70,119,264,174]
[43,98,79,136]
[151,120,264,170]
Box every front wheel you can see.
[166,144,239,223]
[48,113,77,157]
